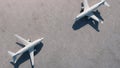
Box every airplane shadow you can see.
[72,10,104,32]
[10,42,44,68]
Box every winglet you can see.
[102,0,110,7]
[104,1,110,7]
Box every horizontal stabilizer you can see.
[8,51,17,63]
[8,51,15,57]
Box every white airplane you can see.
[75,0,110,23]
[8,34,44,67]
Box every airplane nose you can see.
[37,38,44,44]
[40,38,44,41]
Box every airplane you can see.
[75,0,110,23]
[8,34,44,67]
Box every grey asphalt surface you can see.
[0,0,120,68]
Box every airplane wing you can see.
[29,48,34,67]
[84,0,89,10]
[87,13,103,23]
[14,34,30,45]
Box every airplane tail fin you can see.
[8,51,17,63]
[102,0,110,7]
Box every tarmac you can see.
[0,0,120,68]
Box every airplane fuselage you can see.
[15,39,43,56]
[76,1,104,20]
